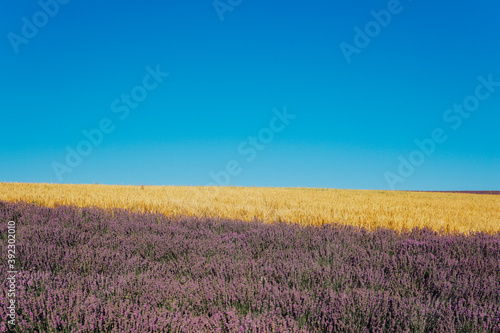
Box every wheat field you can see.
[0,182,499,233]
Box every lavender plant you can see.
[0,201,499,332]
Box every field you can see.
[0,201,499,332]
[0,183,499,332]
[0,183,499,233]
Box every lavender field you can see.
[1,201,500,332]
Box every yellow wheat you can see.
[0,182,499,233]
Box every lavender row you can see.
[0,201,499,332]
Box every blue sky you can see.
[1,0,499,190]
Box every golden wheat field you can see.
[0,182,499,233]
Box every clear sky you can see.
[1,0,499,190]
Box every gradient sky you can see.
[1,0,499,190]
